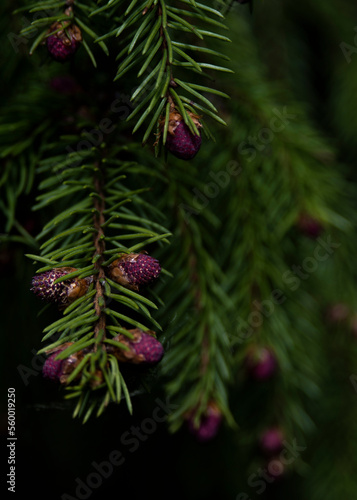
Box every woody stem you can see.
[93,168,106,350]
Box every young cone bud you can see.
[110,329,164,365]
[187,402,222,442]
[165,112,202,160]
[42,343,73,382]
[296,212,323,239]
[259,427,285,455]
[245,346,277,380]
[59,348,87,384]
[107,253,161,291]
[43,343,86,384]
[325,302,350,325]
[46,22,82,62]
[31,267,90,307]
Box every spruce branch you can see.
[90,0,232,144]
[152,161,235,433]
[26,134,170,420]
[18,0,232,150]
[3,0,357,496]
[17,0,109,64]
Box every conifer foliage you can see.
[2,0,357,498]
[5,0,233,422]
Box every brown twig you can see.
[93,170,106,349]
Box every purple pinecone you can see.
[43,348,67,381]
[246,347,277,380]
[31,267,89,307]
[187,403,222,442]
[166,121,201,160]
[325,303,350,324]
[111,329,164,365]
[108,253,161,291]
[165,111,202,160]
[46,23,82,63]
[297,213,323,239]
[130,331,164,364]
[260,427,285,455]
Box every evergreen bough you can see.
[2,0,357,498]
